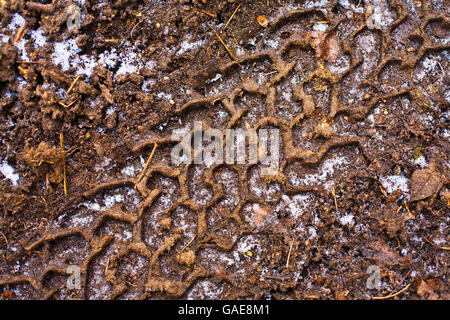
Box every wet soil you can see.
[0,0,449,300]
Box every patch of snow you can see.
[278,194,313,220]
[379,175,409,194]
[0,34,9,43]
[82,193,125,212]
[176,35,205,55]
[52,38,81,71]
[95,157,111,172]
[0,159,20,185]
[120,165,135,176]
[8,13,25,31]
[156,92,172,101]
[414,56,437,82]
[414,156,428,168]
[338,0,364,13]
[52,38,155,79]
[308,226,317,239]
[187,280,223,299]
[366,0,395,30]
[313,23,329,32]
[303,0,332,8]
[290,156,348,187]
[106,107,115,115]
[338,213,355,226]
[30,29,47,47]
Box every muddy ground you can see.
[0,0,449,300]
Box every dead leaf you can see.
[257,15,269,28]
[440,188,450,206]
[309,31,340,62]
[1,289,15,300]
[410,163,443,201]
[373,242,412,267]
[252,203,269,225]
[416,277,439,300]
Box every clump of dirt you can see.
[0,0,449,300]
[177,250,196,267]
[0,43,17,83]
[23,142,64,186]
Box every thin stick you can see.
[264,70,277,76]
[67,75,81,94]
[58,98,79,109]
[0,232,8,247]
[179,234,196,253]
[25,2,55,13]
[137,143,158,183]
[372,282,412,300]
[130,18,145,40]
[423,237,450,250]
[404,198,411,214]
[105,258,109,276]
[200,9,215,18]
[286,239,295,267]
[126,281,137,287]
[224,3,241,30]
[14,21,27,43]
[60,133,67,195]
[16,60,44,64]
[207,23,240,66]
[332,186,338,211]
[388,269,411,295]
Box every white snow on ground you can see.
[313,23,329,32]
[5,13,156,79]
[186,280,223,299]
[303,0,332,8]
[366,0,395,30]
[30,28,46,47]
[234,235,260,262]
[0,34,9,43]
[338,0,364,13]
[379,175,410,194]
[8,13,25,31]
[289,156,349,190]
[0,159,20,185]
[278,194,313,220]
[120,165,135,176]
[414,156,428,168]
[6,14,47,61]
[414,56,438,82]
[52,38,156,78]
[53,38,80,71]
[176,35,205,55]
[338,213,355,226]
[81,193,125,212]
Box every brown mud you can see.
[0,0,449,300]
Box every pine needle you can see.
[372,282,412,300]
[67,75,81,94]
[207,23,240,66]
[224,3,241,30]
[59,133,67,195]
[137,143,158,183]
